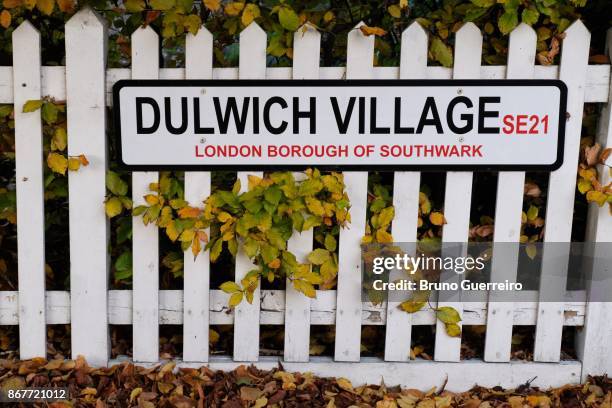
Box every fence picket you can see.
[334,22,371,362]
[284,24,320,362]
[434,22,482,362]
[233,23,266,362]
[484,23,536,362]
[534,21,590,362]
[131,26,160,363]
[182,26,213,363]
[577,29,612,380]
[12,21,46,359]
[65,8,109,366]
[384,22,427,362]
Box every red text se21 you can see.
[502,115,550,135]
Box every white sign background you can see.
[113,80,566,170]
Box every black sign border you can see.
[112,79,567,172]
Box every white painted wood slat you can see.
[484,23,536,363]
[182,26,213,363]
[12,21,46,359]
[65,8,110,366]
[284,23,320,363]
[534,21,591,362]
[334,22,371,362]
[434,22,482,362]
[233,23,266,362]
[131,26,160,363]
[384,21,427,362]
[575,28,612,379]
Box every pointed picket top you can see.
[559,20,590,81]
[507,23,536,78]
[132,24,159,45]
[293,23,321,79]
[13,20,39,38]
[186,25,213,79]
[453,22,482,79]
[239,22,266,79]
[346,22,374,79]
[400,21,428,78]
[66,6,106,31]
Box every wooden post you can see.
[534,20,590,362]
[334,22,371,362]
[183,26,213,363]
[131,26,160,363]
[484,23,536,362]
[12,21,46,359]
[233,22,266,362]
[66,8,109,366]
[384,21,427,362]
[434,22,482,362]
[284,23,320,362]
[575,27,612,379]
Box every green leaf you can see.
[105,197,124,218]
[115,251,132,272]
[470,0,494,6]
[106,171,129,196]
[324,234,337,252]
[278,6,299,31]
[0,105,13,118]
[264,186,282,206]
[41,102,59,124]
[124,0,145,12]
[308,248,330,265]
[498,11,519,34]
[149,0,175,10]
[22,99,43,113]
[521,7,539,25]
[436,306,462,324]
[430,37,453,67]
[220,281,241,293]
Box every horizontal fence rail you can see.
[2,7,612,389]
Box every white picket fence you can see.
[1,7,612,390]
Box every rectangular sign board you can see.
[113,79,567,171]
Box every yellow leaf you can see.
[429,212,446,226]
[388,4,401,18]
[399,0,408,8]
[577,178,593,194]
[130,388,142,403]
[229,291,243,307]
[51,128,67,151]
[36,0,54,15]
[586,190,607,207]
[166,221,179,241]
[105,197,123,218]
[47,152,68,175]
[375,228,393,243]
[293,279,316,298]
[400,300,426,313]
[241,3,260,26]
[144,194,159,206]
[436,306,461,324]
[359,25,387,37]
[445,322,461,337]
[224,1,243,16]
[525,243,537,260]
[336,378,353,391]
[0,9,11,28]
[67,157,80,171]
[191,236,201,257]
[22,99,43,113]
[203,0,220,11]
[323,10,334,22]
[526,205,538,221]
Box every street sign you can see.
[113,79,567,171]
